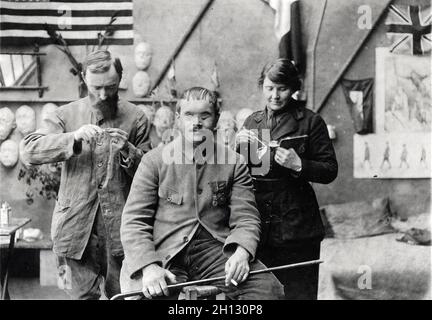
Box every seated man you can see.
[120,87,284,299]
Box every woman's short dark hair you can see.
[82,50,123,80]
[258,59,301,92]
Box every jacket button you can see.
[197,189,202,195]
[165,255,171,260]
[183,237,189,243]
[97,162,103,167]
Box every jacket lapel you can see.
[272,104,304,141]
[252,111,266,129]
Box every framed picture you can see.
[354,133,431,179]
[375,47,431,133]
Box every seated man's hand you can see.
[141,263,177,299]
[225,245,251,286]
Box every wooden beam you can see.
[309,0,328,110]
[150,0,215,92]
[315,0,393,113]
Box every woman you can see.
[236,59,338,299]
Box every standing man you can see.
[120,87,284,299]
[22,50,151,299]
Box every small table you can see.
[0,218,31,300]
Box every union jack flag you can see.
[385,5,431,55]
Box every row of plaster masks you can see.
[137,103,174,134]
[133,41,152,97]
[0,103,58,168]
[216,108,254,148]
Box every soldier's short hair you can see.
[176,87,220,115]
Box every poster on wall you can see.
[353,133,431,179]
[375,47,431,133]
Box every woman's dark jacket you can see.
[240,98,338,246]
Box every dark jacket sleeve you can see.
[223,154,261,260]
[296,114,338,184]
[120,153,162,279]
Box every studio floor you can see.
[7,277,70,300]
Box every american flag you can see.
[0,0,133,46]
[385,5,431,55]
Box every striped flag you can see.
[385,5,431,55]
[0,0,133,46]
[266,0,304,74]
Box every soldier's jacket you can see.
[120,136,261,279]
[22,97,151,259]
[241,99,338,244]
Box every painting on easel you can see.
[375,48,431,133]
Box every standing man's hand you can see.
[225,245,251,286]
[73,124,103,144]
[141,263,177,299]
[106,128,129,152]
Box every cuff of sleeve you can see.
[67,132,81,156]
[119,142,135,169]
[288,158,304,178]
[223,234,257,261]
[126,253,162,279]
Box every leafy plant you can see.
[18,163,61,205]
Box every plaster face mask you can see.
[137,104,156,124]
[235,108,254,130]
[134,42,153,70]
[153,106,174,137]
[0,107,16,141]
[217,111,237,147]
[16,105,36,136]
[0,139,19,168]
[132,71,151,97]
[217,111,236,131]
[41,103,58,122]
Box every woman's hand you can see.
[235,129,257,145]
[275,147,302,172]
